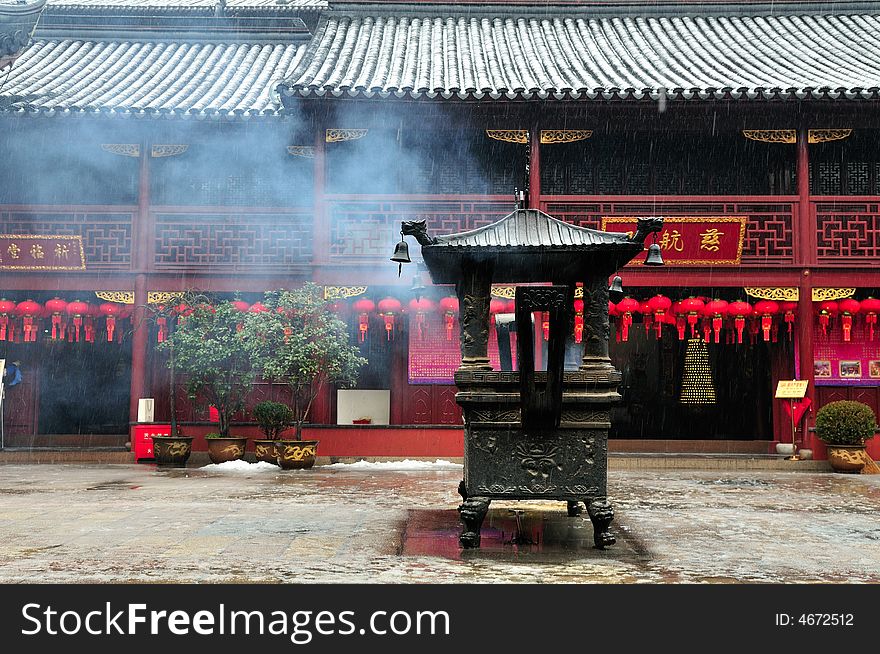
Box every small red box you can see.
[133,424,171,462]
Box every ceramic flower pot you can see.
[253,439,279,464]
[275,440,319,470]
[826,445,866,473]
[152,436,194,467]
[205,437,248,464]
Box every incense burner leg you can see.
[458,496,490,548]
[458,479,468,502]
[587,497,615,549]
[567,500,583,517]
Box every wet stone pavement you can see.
[0,463,879,583]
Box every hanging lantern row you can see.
[607,295,800,345]
[0,297,133,344]
[814,297,880,342]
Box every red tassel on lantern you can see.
[352,298,375,343]
[439,296,458,341]
[377,297,402,341]
[616,298,640,342]
[573,298,584,343]
[16,300,42,343]
[0,298,14,341]
[679,297,704,338]
[647,295,672,339]
[780,301,797,339]
[65,300,88,342]
[860,297,880,340]
[754,300,779,343]
[727,301,752,344]
[45,297,67,341]
[99,302,122,342]
[408,298,436,340]
[838,298,860,342]
[817,301,838,337]
[704,299,729,344]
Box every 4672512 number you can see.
[775,614,854,626]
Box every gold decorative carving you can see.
[742,130,796,144]
[574,287,583,299]
[279,444,316,460]
[323,286,367,300]
[286,145,315,158]
[326,129,368,143]
[744,287,799,301]
[485,129,529,144]
[490,285,516,299]
[148,292,185,305]
[101,144,140,157]
[540,129,593,144]
[808,129,852,144]
[151,144,189,158]
[812,288,856,302]
[95,291,134,304]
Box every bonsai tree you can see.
[816,400,878,446]
[243,284,367,440]
[253,401,295,440]
[161,299,258,439]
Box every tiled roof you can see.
[45,0,327,10]
[279,9,880,101]
[1,38,306,117]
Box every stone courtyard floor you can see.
[0,461,878,583]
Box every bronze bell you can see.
[644,243,664,266]
[390,236,411,276]
[608,275,624,303]
[410,272,426,300]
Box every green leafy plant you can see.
[816,400,878,446]
[204,432,222,439]
[253,401,295,440]
[243,283,367,440]
[160,299,258,439]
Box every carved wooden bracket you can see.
[151,144,189,158]
[485,129,528,144]
[811,288,855,302]
[744,287,799,301]
[287,145,315,158]
[326,129,368,143]
[540,129,593,144]
[742,130,796,144]
[101,144,140,157]
[808,129,852,144]
[323,285,367,300]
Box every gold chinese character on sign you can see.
[55,243,70,259]
[699,228,723,252]
[30,244,45,260]
[659,230,684,252]
[7,243,20,259]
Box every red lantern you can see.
[779,301,797,338]
[680,297,705,338]
[860,297,880,340]
[439,296,458,341]
[16,300,41,343]
[45,297,68,340]
[377,297,401,341]
[616,297,640,342]
[65,300,89,342]
[232,300,250,312]
[0,298,15,341]
[753,300,779,342]
[838,298,860,342]
[99,302,122,342]
[704,299,729,344]
[727,300,752,344]
[817,300,838,337]
[573,298,585,343]
[408,297,436,340]
[647,295,672,339]
[353,298,375,342]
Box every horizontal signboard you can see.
[0,235,85,271]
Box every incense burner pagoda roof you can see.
[419,208,643,284]
[280,4,880,102]
[1,38,306,117]
[0,0,46,68]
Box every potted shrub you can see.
[161,299,257,464]
[243,284,367,469]
[816,400,878,473]
[252,401,295,464]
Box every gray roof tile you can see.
[279,9,880,101]
[1,38,306,116]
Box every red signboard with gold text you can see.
[600,217,747,265]
[0,235,85,271]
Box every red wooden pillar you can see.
[528,122,541,208]
[795,127,817,449]
[129,273,149,423]
[797,274,817,451]
[312,122,328,264]
[796,127,815,267]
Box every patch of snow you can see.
[324,459,463,471]
[200,461,279,473]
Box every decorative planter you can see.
[275,440,319,470]
[152,436,194,468]
[826,445,866,474]
[253,439,279,464]
[206,437,248,464]
[775,443,795,456]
